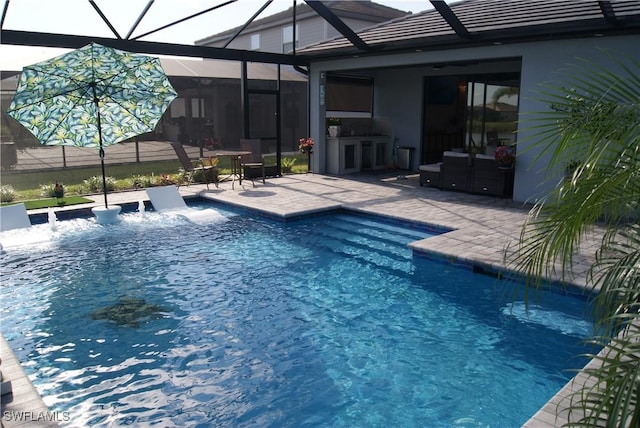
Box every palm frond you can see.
[509,50,640,426]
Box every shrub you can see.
[128,174,154,189]
[82,175,116,193]
[191,168,218,184]
[0,185,16,202]
[281,157,297,173]
[158,173,177,186]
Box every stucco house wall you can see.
[221,16,331,53]
[308,34,640,203]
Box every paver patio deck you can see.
[1,171,602,427]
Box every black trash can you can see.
[396,146,415,170]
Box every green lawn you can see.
[1,155,309,202]
[20,196,94,210]
[1,160,182,191]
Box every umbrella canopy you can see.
[7,42,177,208]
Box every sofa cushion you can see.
[419,163,441,172]
[443,151,469,158]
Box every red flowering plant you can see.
[494,145,515,166]
[299,137,314,153]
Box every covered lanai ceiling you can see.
[2,0,639,67]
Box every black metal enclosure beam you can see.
[131,0,237,41]
[304,0,370,51]
[126,0,155,40]
[1,0,10,29]
[430,0,471,39]
[223,0,272,48]
[0,30,310,66]
[598,1,620,25]
[89,0,122,39]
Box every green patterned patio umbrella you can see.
[7,43,177,208]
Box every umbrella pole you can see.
[93,85,109,209]
[99,145,108,208]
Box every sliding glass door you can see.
[465,75,519,153]
[422,72,519,163]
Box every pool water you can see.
[0,205,596,427]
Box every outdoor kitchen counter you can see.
[326,136,391,174]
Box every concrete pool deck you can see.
[1,171,602,427]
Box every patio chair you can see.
[473,154,513,198]
[440,151,472,192]
[487,130,509,146]
[0,203,32,232]
[239,139,265,186]
[419,163,441,188]
[170,141,217,189]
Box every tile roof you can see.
[298,0,640,56]
[196,0,409,45]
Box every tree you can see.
[508,51,640,426]
[490,86,519,105]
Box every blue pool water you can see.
[0,204,596,427]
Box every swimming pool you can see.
[0,204,596,427]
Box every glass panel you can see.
[251,34,260,50]
[326,76,373,113]
[485,84,519,146]
[281,80,308,153]
[191,98,204,119]
[465,77,519,153]
[171,98,186,118]
[282,25,299,53]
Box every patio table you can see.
[207,150,251,189]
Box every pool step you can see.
[330,214,428,243]
[305,215,430,275]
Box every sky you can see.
[0,0,434,70]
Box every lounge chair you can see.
[170,141,217,189]
[146,185,189,212]
[145,185,225,224]
[0,203,32,232]
[239,139,265,186]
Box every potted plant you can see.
[298,137,314,153]
[299,137,314,172]
[494,145,515,169]
[53,181,64,199]
[327,118,342,138]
